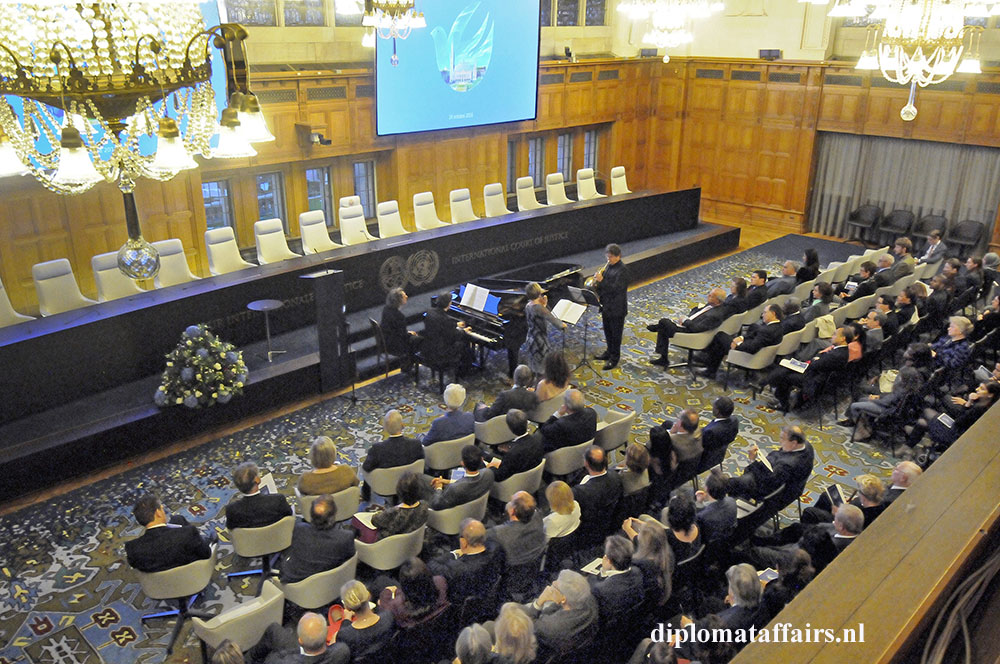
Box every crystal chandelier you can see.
[362,0,426,65]
[0,2,271,279]
[841,0,985,119]
[618,0,725,62]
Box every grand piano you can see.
[442,262,583,375]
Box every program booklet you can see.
[580,557,604,576]
[779,358,810,373]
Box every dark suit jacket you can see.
[225,492,293,530]
[362,435,423,473]
[279,521,356,584]
[492,432,545,482]
[781,313,805,335]
[590,567,645,622]
[921,290,951,323]
[380,305,411,356]
[428,540,506,603]
[918,241,947,263]
[421,307,465,365]
[766,276,795,296]
[595,260,630,317]
[539,407,598,452]
[736,321,783,354]
[724,293,749,314]
[477,386,539,421]
[745,444,815,498]
[747,285,768,308]
[701,417,739,453]
[573,472,623,544]
[882,486,906,505]
[421,410,475,445]
[264,646,349,664]
[488,510,547,565]
[844,278,876,302]
[874,268,894,287]
[125,523,212,573]
[696,497,737,545]
[430,469,494,510]
[680,304,729,333]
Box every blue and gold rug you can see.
[0,234,890,663]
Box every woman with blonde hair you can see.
[618,443,651,496]
[494,602,538,664]
[334,580,395,661]
[543,480,581,538]
[298,435,360,496]
[631,521,673,606]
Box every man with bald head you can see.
[765,260,798,297]
[538,389,598,453]
[488,491,548,567]
[828,503,864,554]
[247,611,349,663]
[360,409,423,501]
[429,518,505,606]
[649,287,732,366]
[573,446,623,546]
[883,461,922,506]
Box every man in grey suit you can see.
[422,383,475,446]
[488,490,547,566]
[475,364,539,421]
[766,260,799,297]
[430,445,494,510]
[521,570,599,660]
[918,229,948,264]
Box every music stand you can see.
[568,286,601,373]
[337,320,375,417]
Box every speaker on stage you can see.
[301,268,349,392]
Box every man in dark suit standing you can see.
[485,409,545,482]
[475,364,539,421]
[723,426,814,502]
[538,389,598,453]
[593,243,631,369]
[280,494,355,584]
[125,494,213,573]
[429,519,505,605]
[429,445,495,509]
[573,446,623,546]
[648,287,730,367]
[225,462,293,530]
[701,397,739,458]
[361,409,424,500]
[422,383,475,446]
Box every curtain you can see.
[809,132,1000,252]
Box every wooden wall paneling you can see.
[910,90,970,143]
[565,66,596,126]
[537,68,566,128]
[249,79,304,165]
[965,96,1000,148]
[863,86,912,138]
[64,186,131,299]
[647,66,686,192]
[594,64,622,122]
[0,189,73,313]
[677,114,720,197]
[716,121,758,204]
[817,68,867,133]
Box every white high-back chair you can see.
[339,195,361,208]
[515,176,545,211]
[91,251,144,302]
[339,204,377,245]
[545,173,573,205]
[32,258,98,316]
[483,183,512,217]
[298,210,342,255]
[576,168,605,200]
[413,191,449,230]
[205,227,255,275]
[376,200,409,238]
[449,188,480,223]
[191,580,284,652]
[152,239,199,288]
[610,166,631,195]
[254,218,301,265]
[0,277,34,327]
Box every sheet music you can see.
[580,557,604,575]
[552,298,586,325]
[753,446,774,473]
[460,283,490,311]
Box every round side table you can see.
[247,299,285,362]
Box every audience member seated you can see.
[759,548,815,623]
[873,253,897,286]
[429,445,494,509]
[493,603,539,664]
[746,270,769,308]
[421,383,475,446]
[361,409,424,501]
[648,288,730,366]
[931,316,973,371]
[125,493,213,573]
[429,518,505,605]
[536,351,571,402]
[476,364,539,421]
[781,299,806,334]
[695,469,737,546]
[225,461,293,530]
[377,557,450,629]
[246,612,348,664]
[631,521,674,608]
[972,294,1000,341]
[917,229,947,264]
[941,258,962,291]
[895,286,919,329]
[884,461,922,505]
[701,303,784,376]
[648,409,703,489]
[769,326,851,412]
[422,292,474,376]
[381,287,420,369]
[210,640,244,664]
[664,492,703,562]
[538,389,598,452]
[488,491,548,566]
[543,480,582,538]
[627,640,678,664]
[890,237,915,278]
[802,474,887,531]
[723,426,814,502]
[333,580,395,661]
[725,277,749,314]
[298,436,361,496]
[827,504,864,554]
[701,396,739,457]
[863,310,886,354]
[590,535,645,622]
[452,624,494,664]
[280,494,355,584]
[618,443,651,496]
[906,381,999,450]
[484,410,544,483]
[873,294,900,338]
[803,282,834,322]
[573,446,624,545]
[672,564,763,661]
[798,248,820,283]
[837,261,877,302]
[982,252,999,291]
[369,472,428,538]
[520,570,598,659]
[766,260,798,296]
[840,366,922,439]
[954,256,985,294]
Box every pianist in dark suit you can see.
[593,243,631,370]
[475,364,539,421]
[224,461,293,531]
[648,287,730,366]
[421,292,473,375]
[125,493,213,573]
[381,287,420,369]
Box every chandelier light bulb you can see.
[151,117,198,174]
[212,106,257,159]
[51,126,104,190]
[362,28,376,47]
[956,57,982,73]
[237,94,275,143]
[0,137,29,177]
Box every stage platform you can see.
[0,189,737,501]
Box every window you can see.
[583,129,599,171]
[540,0,552,26]
[352,160,376,219]
[527,138,545,188]
[334,0,364,25]
[557,0,580,26]
[256,172,287,228]
[557,133,573,180]
[585,0,606,25]
[284,0,326,25]
[202,180,235,230]
[224,0,278,26]
[540,0,606,27]
[507,139,518,193]
[305,167,334,227]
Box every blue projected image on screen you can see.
[376,0,539,136]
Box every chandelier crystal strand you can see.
[619,0,725,60]
[362,0,426,63]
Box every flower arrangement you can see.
[154,324,248,409]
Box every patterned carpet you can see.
[0,234,895,664]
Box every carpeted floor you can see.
[0,234,896,664]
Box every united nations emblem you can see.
[406,250,440,286]
[379,256,408,291]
